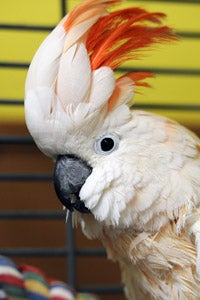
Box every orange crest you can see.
[86,6,176,87]
[62,0,177,93]
[60,0,177,112]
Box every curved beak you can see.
[53,155,92,213]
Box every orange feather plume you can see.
[63,0,121,33]
[86,7,177,86]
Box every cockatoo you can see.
[25,0,200,299]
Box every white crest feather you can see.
[57,43,91,107]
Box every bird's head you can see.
[25,0,176,229]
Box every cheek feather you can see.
[79,156,137,226]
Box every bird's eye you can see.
[94,133,120,155]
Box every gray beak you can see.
[53,155,92,213]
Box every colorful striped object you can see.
[0,256,99,300]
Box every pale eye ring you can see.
[94,133,120,155]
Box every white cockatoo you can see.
[25,0,200,299]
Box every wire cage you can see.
[0,1,200,300]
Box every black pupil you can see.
[100,137,114,152]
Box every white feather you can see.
[57,43,91,107]
[185,212,200,276]
[89,67,115,108]
[63,15,105,52]
[25,25,66,92]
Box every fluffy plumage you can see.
[25,0,200,299]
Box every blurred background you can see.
[0,1,199,300]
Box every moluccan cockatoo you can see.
[25,0,200,299]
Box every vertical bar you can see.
[61,0,67,17]
[66,212,76,288]
[60,0,73,286]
